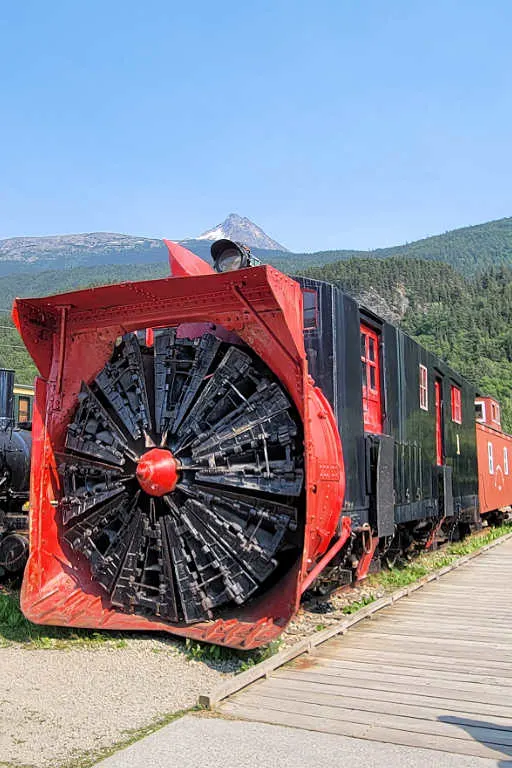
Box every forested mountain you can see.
[0,263,169,311]
[303,258,512,430]
[299,216,512,276]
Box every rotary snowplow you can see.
[14,241,345,649]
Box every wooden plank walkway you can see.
[220,537,512,762]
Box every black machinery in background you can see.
[0,369,31,575]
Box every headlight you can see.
[211,239,255,272]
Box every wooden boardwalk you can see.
[220,537,512,762]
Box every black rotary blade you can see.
[172,345,254,449]
[96,333,152,440]
[63,491,140,589]
[58,452,134,525]
[154,330,222,436]
[59,328,304,626]
[179,482,297,582]
[65,383,137,466]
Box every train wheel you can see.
[0,533,29,575]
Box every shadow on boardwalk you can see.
[439,716,512,767]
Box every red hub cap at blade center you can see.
[136,448,179,496]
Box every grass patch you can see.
[184,637,233,663]
[236,640,282,672]
[341,594,376,614]
[182,635,282,672]
[0,762,34,768]
[0,589,127,650]
[368,521,512,592]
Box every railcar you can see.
[298,277,480,582]
[0,369,31,575]
[475,396,512,522]
[12,239,512,648]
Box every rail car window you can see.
[451,385,462,424]
[505,447,509,476]
[491,401,501,426]
[360,324,383,433]
[475,401,485,422]
[488,441,494,475]
[17,395,31,423]
[302,289,318,330]
[419,365,428,410]
[361,331,379,394]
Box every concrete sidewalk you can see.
[95,714,511,767]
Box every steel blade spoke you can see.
[96,333,152,440]
[180,481,298,553]
[178,500,259,608]
[161,511,211,622]
[174,346,254,449]
[65,383,137,465]
[63,491,141,594]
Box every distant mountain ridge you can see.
[2,214,512,278]
[0,215,288,275]
[0,232,168,275]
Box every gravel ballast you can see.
[0,584,381,768]
[0,638,231,768]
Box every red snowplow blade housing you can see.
[14,250,345,649]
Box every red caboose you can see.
[476,396,512,520]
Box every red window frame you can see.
[302,289,318,330]
[360,324,383,434]
[451,385,462,424]
[419,365,428,410]
[361,329,379,394]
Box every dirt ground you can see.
[0,578,383,768]
[0,636,233,768]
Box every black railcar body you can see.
[297,276,479,559]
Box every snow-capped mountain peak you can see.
[196,214,288,252]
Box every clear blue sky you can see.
[1,0,511,252]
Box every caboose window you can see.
[488,441,494,475]
[504,447,509,476]
[419,365,428,410]
[491,401,501,426]
[302,289,317,330]
[17,395,31,423]
[451,385,462,424]
[475,401,485,422]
